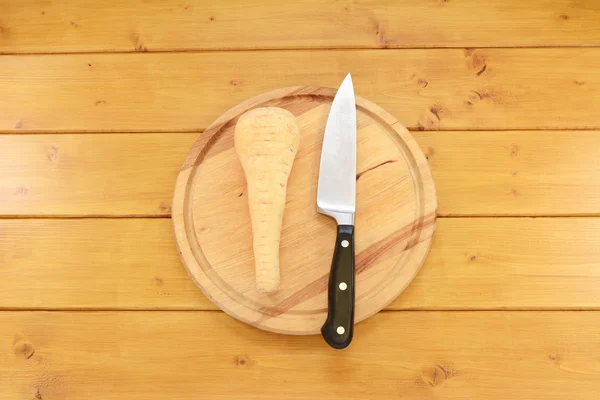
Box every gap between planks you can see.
[4,45,600,57]
[2,309,599,312]
[2,215,600,220]
[3,128,600,135]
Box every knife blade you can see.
[317,73,357,349]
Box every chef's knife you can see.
[317,73,357,349]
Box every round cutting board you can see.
[172,86,437,335]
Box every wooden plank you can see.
[0,134,197,217]
[3,311,600,399]
[1,0,599,53]
[0,219,206,310]
[0,49,598,132]
[2,131,600,217]
[418,131,600,216]
[2,218,600,310]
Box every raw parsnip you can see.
[235,107,300,294]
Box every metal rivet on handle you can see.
[341,240,349,248]
[339,282,347,291]
[337,326,345,335]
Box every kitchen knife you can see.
[317,73,357,349]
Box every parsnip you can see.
[235,107,300,294]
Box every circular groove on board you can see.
[173,86,437,334]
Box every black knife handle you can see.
[321,224,355,349]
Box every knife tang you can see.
[321,224,355,349]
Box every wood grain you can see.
[2,131,600,217]
[0,0,598,53]
[3,218,600,311]
[0,219,205,310]
[172,86,436,333]
[418,131,600,216]
[3,311,600,399]
[0,133,196,217]
[1,0,598,396]
[1,49,598,132]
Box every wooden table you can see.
[1,1,600,398]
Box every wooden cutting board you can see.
[172,86,437,335]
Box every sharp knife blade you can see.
[317,73,357,350]
[317,73,357,226]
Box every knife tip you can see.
[342,73,353,89]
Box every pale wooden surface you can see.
[1,0,599,52]
[173,86,436,333]
[2,131,600,217]
[0,134,196,216]
[1,49,599,132]
[1,0,599,398]
[2,218,600,311]
[3,311,600,400]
